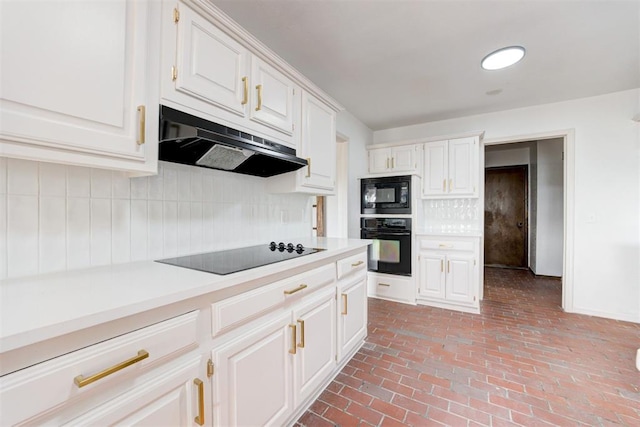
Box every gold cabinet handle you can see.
[305,158,311,178]
[378,283,391,287]
[447,260,451,273]
[289,324,297,354]
[442,179,446,192]
[351,260,364,267]
[341,293,348,315]
[74,350,149,388]
[241,76,248,105]
[297,319,305,348]
[136,105,146,145]
[284,284,307,295]
[386,158,390,169]
[194,378,204,426]
[391,157,395,169]
[255,84,263,111]
[440,259,444,272]
[438,244,453,248]
[449,179,453,192]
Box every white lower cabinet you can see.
[367,273,416,305]
[417,236,480,313]
[337,276,367,361]
[212,311,293,427]
[0,311,202,426]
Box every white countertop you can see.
[0,238,370,354]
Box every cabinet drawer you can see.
[419,238,474,252]
[369,275,415,304]
[336,251,367,280]
[211,264,335,336]
[0,311,199,426]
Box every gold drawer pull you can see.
[136,105,146,145]
[284,284,307,295]
[74,350,149,388]
[341,293,348,315]
[306,158,311,178]
[194,378,204,425]
[297,319,305,348]
[289,324,297,354]
[438,244,453,248]
[378,283,391,287]
[442,179,446,192]
[449,179,453,192]
[351,260,364,267]
[255,84,263,111]
[241,76,248,105]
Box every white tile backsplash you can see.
[0,157,7,195]
[67,198,91,270]
[39,163,66,197]
[39,197,67,273]
[8,159,39,196]
[7,195,39,277]
[0,160,313,280]
[90,199,112,266]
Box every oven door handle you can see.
[362,231,411,237]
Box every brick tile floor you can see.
[295,268,640,426]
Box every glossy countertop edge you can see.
[0,238,371,354]
[415,229,483,237]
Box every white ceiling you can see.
[212,0,640,131]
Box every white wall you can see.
[336,110,373,238]
[535,139,564,277]
[0,159,313,280]
[485,146,530,167]
[530,144,538,273]
[374,89,640,322]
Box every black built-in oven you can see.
[361,175,411,214]
[361,218,411,276]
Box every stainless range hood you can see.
[158,105,307,177]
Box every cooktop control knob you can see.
[269,241,277,250]
[296,243,304,250]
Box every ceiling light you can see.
[481,46,525,70]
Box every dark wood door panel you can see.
[484,166,527,268]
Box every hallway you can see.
[295,268,640,426]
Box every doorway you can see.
[484,165,528,268]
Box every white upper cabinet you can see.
[162,1,301,149]
[267,92,336,194]
[250,57,297,137]
[368,145,418,174]
[0,0,159,174]
[174,4,249,117]
[422,136,479,198]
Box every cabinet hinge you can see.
[207,359,214,378]
[171,66,178,81]
[173,7,180,23]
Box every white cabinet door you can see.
[299,92,336,190]
[292,289,336,406]
[0,0,152,170]
[213,312,293,427]
[250,57,297,137]
[368,148,391,173]
[445,253,476,305]
[448,137,477,196]
[418,252,446,300]
[338,277,367,361]
[391,145,416,172]
[422,141,448,196]
[175,4,249,117]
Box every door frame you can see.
[484,165,529,269]
[480,129,574,313]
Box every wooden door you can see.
[484,166,528,268]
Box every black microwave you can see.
[361,175,411,214]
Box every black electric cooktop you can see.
[155,242,324,275]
